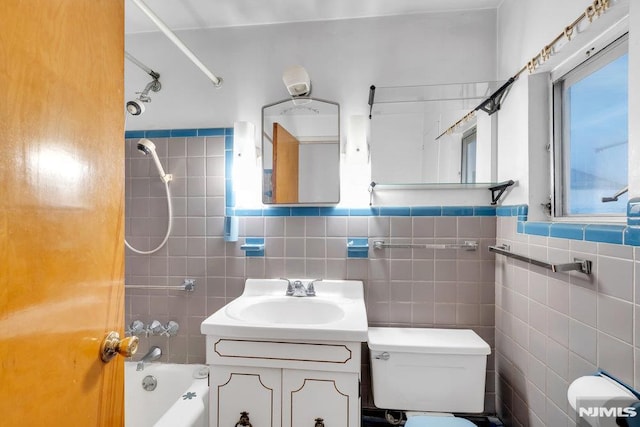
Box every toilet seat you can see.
[405,415,477,427]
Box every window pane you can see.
[461,130,477,184]
[564,51,628,215]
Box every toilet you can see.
[368,327,491,427]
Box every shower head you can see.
[126,78,161,116]
[126,99,146,116]
[137,138,172,183]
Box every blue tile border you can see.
[523,222,550,236]
[549,223,585,240]
[379,207,410,216]
[291,207,321,216]
[226,205,515,217]
[411,206,442,216]
[145,129,172,138]
[496,204,637,246]
[474,206,497,216]
[585,224,625,245]
[125,127,232,140]
[624,226,640,246]
[124,130,145,139]
[443,206,474,216]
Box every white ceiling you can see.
[125,0,503,34]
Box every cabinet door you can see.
[210,366,281,427]
[282,370,360,427]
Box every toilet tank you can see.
[368,327,491,413]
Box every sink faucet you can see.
[136,346,162,371]
[284,279,320,297]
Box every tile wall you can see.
[124,131,497,411]
[495,216,640,427]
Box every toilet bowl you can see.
[368,327,491,427]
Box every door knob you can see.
[100,331,139,363]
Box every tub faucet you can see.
[136,346,162,371]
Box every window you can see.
[461,128,477,184]
[553,34,628,217]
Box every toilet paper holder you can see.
[569,370,640,426]
[595,370,640,400]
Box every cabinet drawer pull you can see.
[315,417,325,427]
[235,411,252,427]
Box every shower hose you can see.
[124,180,173,255]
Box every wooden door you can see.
[273,123,300,203]
[0,1,125,425]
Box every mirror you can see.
[262,98,340,204]
[370,82,497,185]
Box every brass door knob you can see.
[100,331,139,363]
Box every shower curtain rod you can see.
[435,0,613,139]
[130,0,223,87]
[124,50,160,80]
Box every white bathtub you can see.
[125,362,209,427]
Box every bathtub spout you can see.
[136,346,162,371]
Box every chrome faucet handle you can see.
[161,321,179,337]
[306,279,321,296]
[292,280,306,297]
[147,320,164,336]
[126,320,145,336]
[281,278,294,296]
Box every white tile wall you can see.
[495,216,640,427]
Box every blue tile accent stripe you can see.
[523,222,550,236]
[624,226,640,246]
[585,224,625,245]
[125,128,231,139]
[379,207,410,216]
[443,206,474,216]
[549,223,585,240]
[496,204,637,246]
[226,206,509,217]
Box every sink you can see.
[201,279,368,341]
[226,298,345,325]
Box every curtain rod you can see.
[436,0,613,140]
[130,0,223,87]
[124,50,160,80]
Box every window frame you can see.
[551,32,629,220]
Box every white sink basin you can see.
[201,279,368,341]
[226,297,346,325]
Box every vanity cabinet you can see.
[207,336,361,427]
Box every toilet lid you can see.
[405,415,477,427]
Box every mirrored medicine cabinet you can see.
[261,98,340,205]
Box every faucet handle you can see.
[147,320,164,336]
[126,320,145,336]
[281,278,294,296]
[306,279,321,296]
[161,321,179,337]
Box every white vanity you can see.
[201,279,368,427]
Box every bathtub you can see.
[125,362,209,427]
